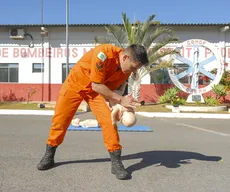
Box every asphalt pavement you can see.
[0,112,229,192]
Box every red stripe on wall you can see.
[0,83,62,102]
[0,83,229,103]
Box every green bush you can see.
[159,87,179,103]
[171,96,186,107]
[210,69,230,103]
[219,70,230,90]
[159,87,185,105]
[204,96,220,106]
[212,84,228,100]
[158,95,169,104]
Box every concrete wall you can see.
[0,24,230,102]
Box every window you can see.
[150,64,172,84]
[172,63,209,85]
[0,63,19,82]
[62,63,75,83]
[173,63,190,84]
[150,63,211,85]
[32,63,44,73]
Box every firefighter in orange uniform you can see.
[37,44,149,180]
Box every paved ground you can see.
[0,112,230,192]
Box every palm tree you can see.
[95,12,180,100]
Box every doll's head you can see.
[120,111,137,127]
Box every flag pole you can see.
[66,0,69,78]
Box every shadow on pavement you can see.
[54,150,221,174]
[124,150,221,173]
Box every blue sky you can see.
[0,0,230,25]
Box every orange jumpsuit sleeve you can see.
[90,47,108,84]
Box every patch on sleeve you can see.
[96,62,104,70]
[97,51,107,62]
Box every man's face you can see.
[120,54,142,74]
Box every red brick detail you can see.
[0,83,229,103]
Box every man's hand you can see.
[92,82,140,109]
[120,94,141,109]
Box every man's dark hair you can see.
[125,44,149,66]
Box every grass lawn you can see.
[136,104,172,112]
[0,102,229,114]
[0,102,54,110]
[0,102,172,112]
[136,103,230,114]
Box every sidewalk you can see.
[136,112,230,119]
[0,109,230,119]
[1,101,230,119]
[34,100,90,112]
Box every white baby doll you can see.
[71,81,137,128]
[109,81,137,127]
[71,118,98,128]
[110,104,137,127]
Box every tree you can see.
[95,12,180,100]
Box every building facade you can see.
[0,23,230,103]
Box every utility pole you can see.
[41,0,44,101]
[66,0,69,79]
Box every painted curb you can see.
[136,112,230,119]
[165,105,228,112]
[0,109,230,119]
[0,110,55,115]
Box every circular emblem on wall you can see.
[168,39,224,95]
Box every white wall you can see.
[0,26,100,84]
[0,25,229,84]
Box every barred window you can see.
[150,64,172,84]
[0,63,19,82]
[32,63,44,73]
[62,63,75,83]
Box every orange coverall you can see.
[47,44,130,152]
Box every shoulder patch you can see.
[96,62,104,70]
[97,51,107,62]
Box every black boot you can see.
[109,150,129,180]
[37,144,57,170]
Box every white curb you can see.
[0,109,54,115]
[136,112,230,119]
[0,110,230,119]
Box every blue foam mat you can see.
[68,124,152,132]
